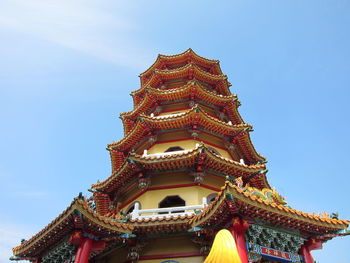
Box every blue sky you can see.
[1,0,349,262]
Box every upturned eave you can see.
[139,48,222,83]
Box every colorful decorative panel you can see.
[248,243,302,263]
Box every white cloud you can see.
[0,0,151,69]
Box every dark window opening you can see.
[207,146,221,156]
[158,195,185,214]
[207,193,218,204]
[165,146,184,153]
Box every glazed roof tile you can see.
[91,160,139,191]
[129,144,266,181]
[14,181,349,258]
[122,80,237,121]
[95,143,268,193]
[133,63,231,99]
[140,48,222,80]
[140,105,250,132]
[190,182,349,233]
[108,105,252,151]
[130,213,194,224]
[13,198,133,257]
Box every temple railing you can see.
[142,143,201,157]
[142,149,191,157]
[131,197,208,220]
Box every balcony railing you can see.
[131,197,208,220]
[142,143,201,157]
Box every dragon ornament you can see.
[234,177,287,206]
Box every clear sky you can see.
[1,0,349,262]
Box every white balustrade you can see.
[131,197,208,220]
[143,149,190,157]
[142,143,201,158]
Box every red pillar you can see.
[69,231,85,263]
[69,231,106,263]
[73,244,83,263]
[79,238,93,263]
[300,245,314,263]
[229,217,249,263]
[299,238,322,263]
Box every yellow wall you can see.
[119,170,225,212]
[148,140,196,153]
[123,186,217,212]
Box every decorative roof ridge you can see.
[120,83,237,122]
[224,102,244,127]
[107,120,146,148]
[13,198,134,256]
[139,63,228,91]
[189,182,229,227]
[119,91,156,118]
[153,62,224,77]
[139,104,250,129]
[205,148,266,171]
[226,182,350,227]
[74,199,134,230]
[129,144,263,172]
[129,142,204,161]
[91,159,136,190]
[130,78,236,110]
[190,182,349,230]
[159,48,219,63]
[96,144,266,193]
[146,80,236,100]
[139,104,196,120]
[139,48,220,78]
[13,199,77,254]
[129,213,194,224]
[108,105,251,151]
[198,106,250,128]
[238,131,266,161]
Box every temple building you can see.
[12,49,349,263]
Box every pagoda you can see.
[12,49,349,263]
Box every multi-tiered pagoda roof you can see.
[12,49,348,263]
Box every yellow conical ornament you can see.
[204,229,242,263]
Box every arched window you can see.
[207,146,221,156]
[165,146,184,153]
[207,193,218,204]
[159,195,185,214]
[126,201,141,214]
